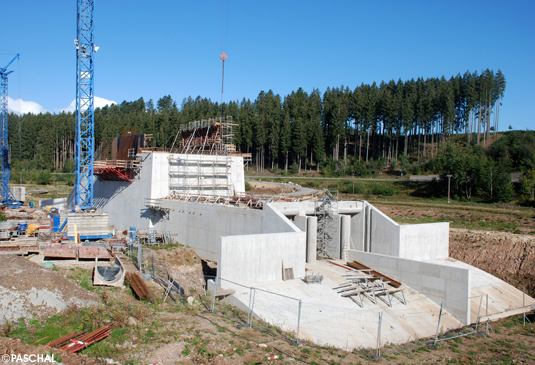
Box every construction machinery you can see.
[74,0,96,210]
[0,54,22,207]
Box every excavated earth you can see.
[0,255,99,324]
[450,228,535,296]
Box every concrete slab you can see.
[221,260,461,350]
[426,258,535,323]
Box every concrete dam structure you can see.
[92,150,535,349]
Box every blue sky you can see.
[1,0,533,130]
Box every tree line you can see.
[9,69,506,175]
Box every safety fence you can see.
[123,244,533,354]
[207,277,385,355]
[434,292,535,346]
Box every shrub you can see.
[244,181,252,191]
[36,170,52,185]
[290,162,299,175]
[370,184,395,196]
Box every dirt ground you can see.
[374,202,535,297]
[247,180,296,195]
[450,228,535,297]
[0,336,107,365]
[0,244,533,364]
[374,200,535,235]
[0,255,99,324]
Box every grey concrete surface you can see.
[348,250,471,325]
[218,231,306,285]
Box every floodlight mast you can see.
[74,0,95,210]
[0,54,21,207]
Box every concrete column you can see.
[294,211,307,232]
[340,215,351,260]
[306,216,317,264]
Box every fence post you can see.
[137,241,142,272]
[474,295,483,333]
[178,273,182,302]
[295,300,302,346]
[151,251,154,277]
[434,304,444,345]
[376,312,383,358]
[523,287,526,326]
[248,288,256,327]
[211,276,218,313]
[245,287,253,327]
[485,294,489,335]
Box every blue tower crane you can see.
[0,54,22,207]
[74,0,95,209]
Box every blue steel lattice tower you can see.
[74,0,95,209]
[0,54,20,206]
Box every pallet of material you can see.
[44,244,77,259]
[78,246,111,260]
[0,243,40,255]
[346,261,402,288]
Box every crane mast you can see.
[0,54,21,206]
[74,0,95,209]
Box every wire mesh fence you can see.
[299,302,383,351]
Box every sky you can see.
[1,0,534,131]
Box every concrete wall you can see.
[218,231,306,285]
[348,250,471,325]
[347,202,449,261]
[94,153,153,230]
[150,200,277,261]
[94,154,301,263]
[399,223,449,260]
[39,197,68,210]
[368,207,400,256]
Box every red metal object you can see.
[0,243,40,254]
[78,246,111,260]
[44,244,77,259]
[59,323,114,353]
[328,260,354,271]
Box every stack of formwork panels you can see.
[12,186,25,202]
[67,212,109,238]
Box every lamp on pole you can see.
[447,175,453,203]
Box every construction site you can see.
[1,1,534,364]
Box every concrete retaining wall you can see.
[348,250,471,324]
[348,202,449,261]
[218,231,306,285]
[39,197,68,210]
[399,223,449,260]
[94,153,301,264]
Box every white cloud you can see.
[58,96,117,113]
[7,97,48,115]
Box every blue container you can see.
[51,214,61,233]
[129,227,137,242]
[29,202,34,208]
[18,223,28,234]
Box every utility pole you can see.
[447,175,453,204]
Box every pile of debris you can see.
[0,255,99,324]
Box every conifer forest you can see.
[8,69,535,202]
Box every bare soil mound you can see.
[149,245,206,296]
[450,228,535,296]
[0,255,99,324]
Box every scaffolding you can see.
[168,154,234,197]
[314,190,338,259]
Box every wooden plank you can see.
[347,261,402,288]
